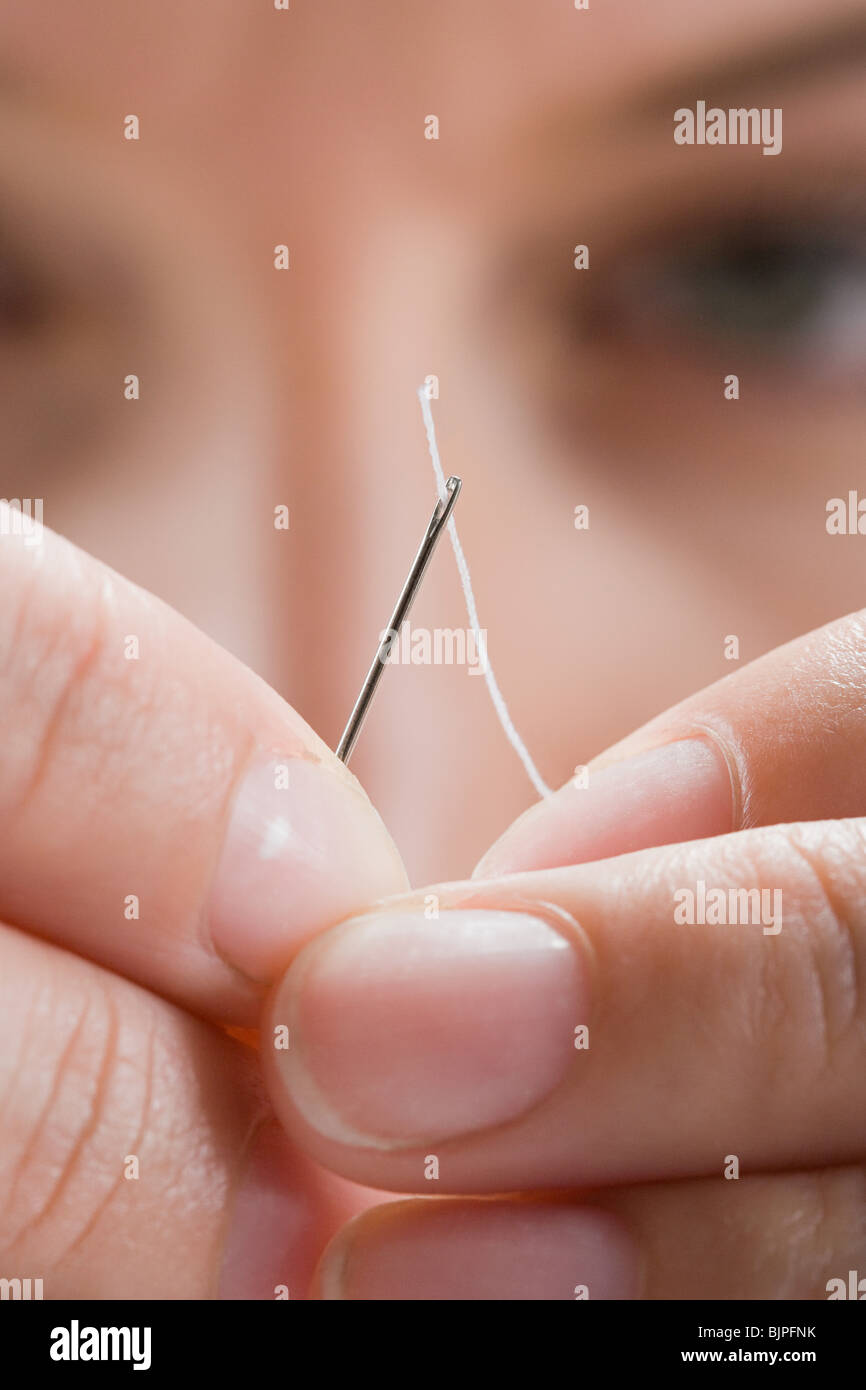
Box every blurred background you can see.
[2,0,866,882]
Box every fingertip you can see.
[208,754,409,982]
[473,738,733,876]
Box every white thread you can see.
[418,385,552,800]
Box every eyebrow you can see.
[630,10,866,117]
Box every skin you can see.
[1,0,866,1297]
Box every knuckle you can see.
[812,1165,866,1290]
[774,822,866,1057]
[0,964,152,1267]
[0,548,133,821]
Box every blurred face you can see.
[3,0,866,881]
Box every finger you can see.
[312,1169,866,1300]
[0,506,406,1024]
[474,606,866,875]
[264,818,866,1192]
[0,921,358,1299]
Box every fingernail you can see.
[272,907,586,1148]
[473,737,734,877]
[317,1202,640,1300]
[209,755,408,980]
[218,1120,318,1300]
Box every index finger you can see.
[0,505,407,1024]
[475,607,866,875]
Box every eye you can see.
[652,236,840,341]
[588,221,866,375]
[0,234,50,338]
[0,204,141,476]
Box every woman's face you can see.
[3,0,866,882]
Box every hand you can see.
[263,609,866,1299]
[0,506,407,1298]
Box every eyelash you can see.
[585,218,866,370]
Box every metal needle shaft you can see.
[336,475,462,764]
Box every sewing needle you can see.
[336,475,462,764]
